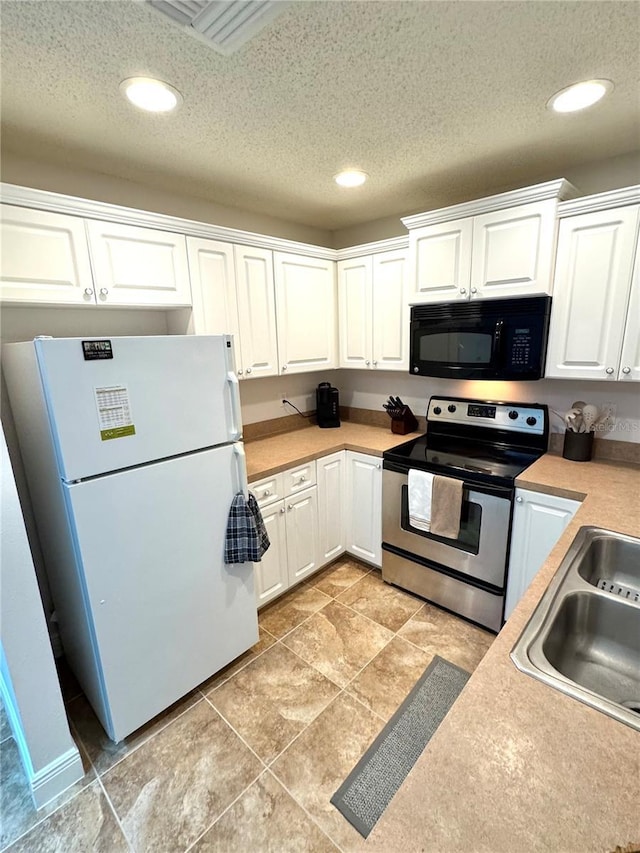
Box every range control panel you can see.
[427,398,546,435]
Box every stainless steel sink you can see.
[511,527,640,730]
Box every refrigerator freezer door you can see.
[63,442,256,742]
[35,335,242,481]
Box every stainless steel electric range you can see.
[382,396,549,632]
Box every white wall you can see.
[0,427,83,808]
[239,370,332,425]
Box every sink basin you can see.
[511,527,640,730]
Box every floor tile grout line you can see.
[262,767,348,853]
[201,693,269,770]
[80,694,207,781]
[94,773,136,852]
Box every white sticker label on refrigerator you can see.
[94,386,136,441]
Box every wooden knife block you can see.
[390,408,419,435]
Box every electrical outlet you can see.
[281,393,290,410]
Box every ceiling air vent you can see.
[147,1,289,55]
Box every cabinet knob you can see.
[373,360,377,367]
[288,504,293,511]
[471,287,477,295]
[365,360,370,366]
[516,496,523,503]
[83,287,93,297]
[280,507,286,514]
[282,365,288,371]
[263,490,270,497]
[606,367,614,375]
[299,475,306,482]
[99,287,109,297]
[376,463,381,469]
[460,288,467,295]
[246,367,252,374]
[238,369,244,375]
[622,366,631,375]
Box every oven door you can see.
[381,468,512,589]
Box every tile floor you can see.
[0,559,494,852]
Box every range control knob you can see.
[433,406,442,415]
[447,404,456,413]
[526,416,537,426]
[508,410,519,420]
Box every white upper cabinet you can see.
[338,248,408,371]
[372,249,409,370]
[186,238,243,369]
[404,181,575,304]
[470,200,557,299]
[338,256,373,369]
[545,205,640,381]
[0,206,94,305]
[410,218,472,303]
[86,221,191,307]
[274,252,337,374]
[234,245,279,379]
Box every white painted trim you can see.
[30,746,84,809]
[558,185,640,217]
[335,235,409,260]
[400,179,579,229]
[0,183,338,261]
[0,668,83,809]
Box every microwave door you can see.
[412,320,499,379]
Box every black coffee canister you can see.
[562,430,594,462]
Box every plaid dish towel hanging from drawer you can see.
[224,492,270,564]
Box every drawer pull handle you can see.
[299,475,306,482]
[263,490,270,497]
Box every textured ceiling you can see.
[1,0,639,230]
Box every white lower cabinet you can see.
[285,487,320,584]
[254,501,288,607]
[316,451,346,564]
[345,451,383,568]
[505,488,580,620]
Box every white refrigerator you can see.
[3,335,257,742]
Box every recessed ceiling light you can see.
[334,169,368,188]
[547,79,613,113]
[120,77,183,113]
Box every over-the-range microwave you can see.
[410,296,551,381]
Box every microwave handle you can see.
[492,320,504,358]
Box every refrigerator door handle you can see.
[227,371,243,440]
[233,442,248,497]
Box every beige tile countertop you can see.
[244,423,421,481]
[367,453,640,853]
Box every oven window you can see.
[400,485,481,554]
[419,331,492,365]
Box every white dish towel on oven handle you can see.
[408,469,434,532]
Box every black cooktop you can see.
[383,434,541,489]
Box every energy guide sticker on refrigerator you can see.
[2,335,257,742]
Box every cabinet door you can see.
[409,218,472,304]
[285,487,320,584]
[316,452,346,566]
[275,252,337,374]
[234,245,279,379]
[618,241,640,382]
[255,501,289,607]
[505,489,580,620]
[86,220,191,307]
[545,206,640,381]
[338,257,373,369]
[372,249,409,371]
[186,238,243,370]
[346,451,382,567]
[471,200,557,299]
[0,205,94,305]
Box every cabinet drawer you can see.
[284,461,317,497]
[249,472,284,508]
